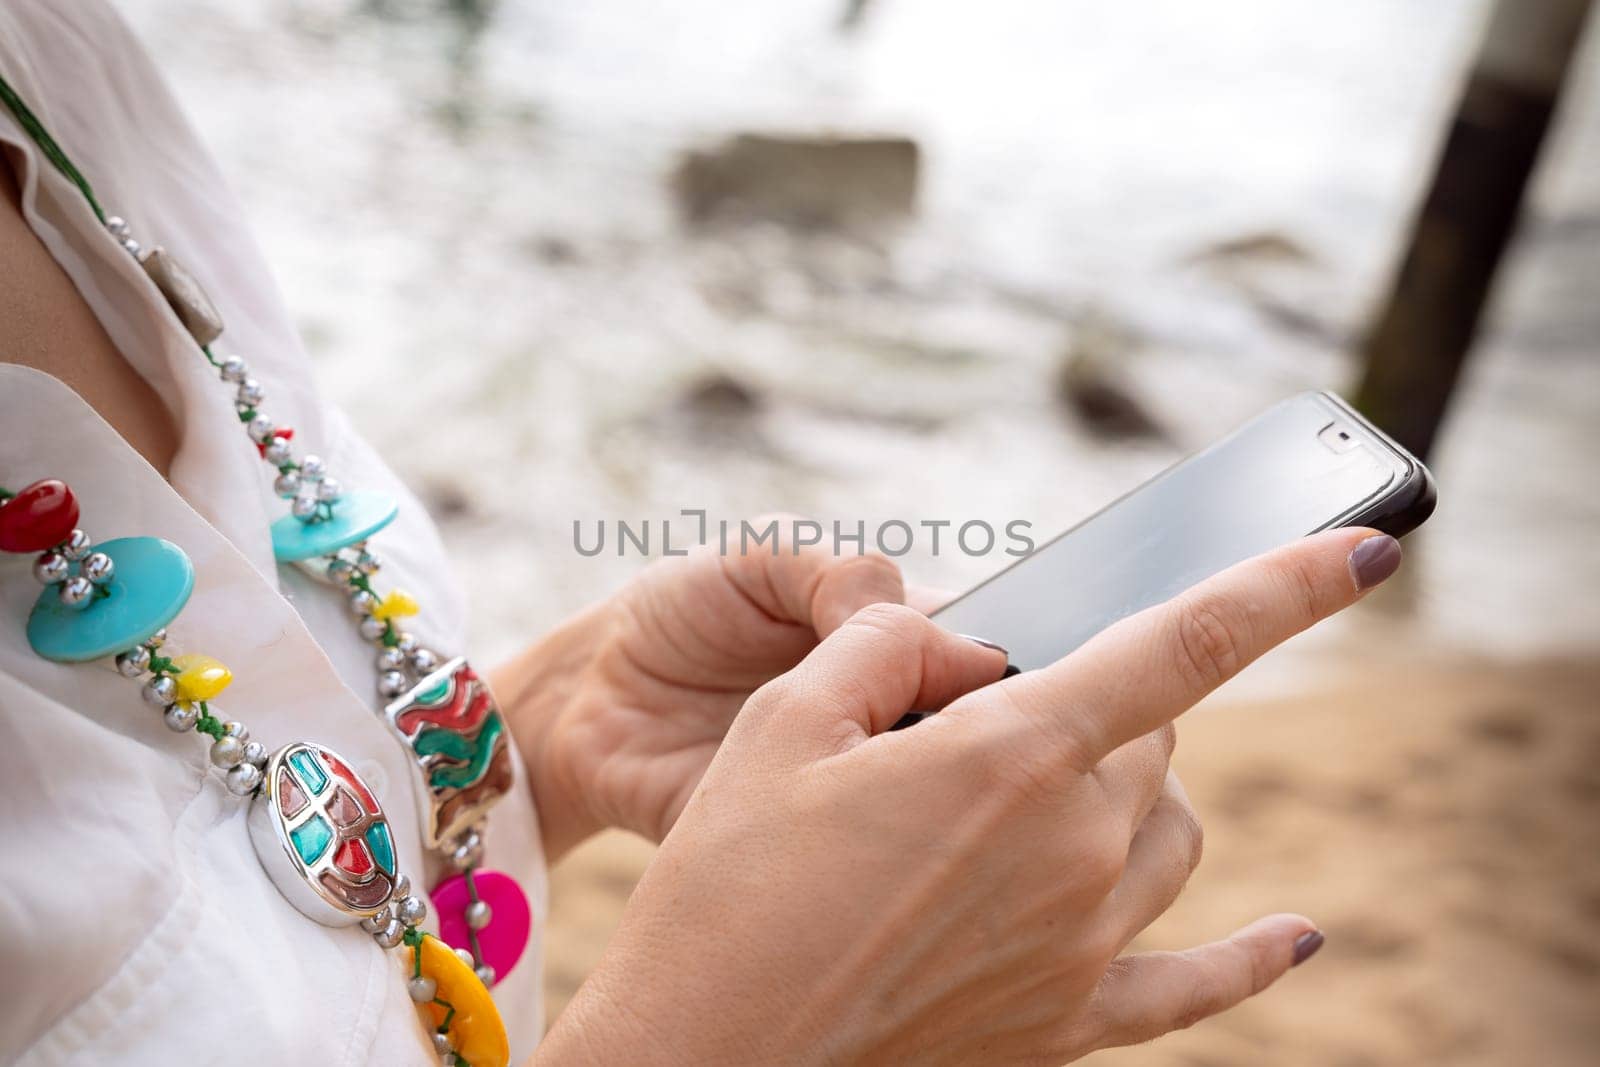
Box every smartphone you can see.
[932,391,1435,671]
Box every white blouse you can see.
[0,2,548,1063]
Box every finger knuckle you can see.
[1173,960,1227,1031]
[845,600,923,637]
[1170,593,1247,689]
[1175,805,1205,872]
[839,551,903,583]
[1280,553,1329,626]
[1156,722,1178,761]
[1080,827,1130,898]
[742,678,787,721]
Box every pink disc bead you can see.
[430,869,531,984]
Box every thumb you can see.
[750,604,1008,743]
[1088,914,1323,1050]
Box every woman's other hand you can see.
[495,516,922,859]
[538,529,1396,1064]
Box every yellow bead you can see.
[406,933,508,1067]
[169,654,232,702]
[371,588,420,621]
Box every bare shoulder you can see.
[0,151,177,475]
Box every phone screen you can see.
[933,393,1409,671]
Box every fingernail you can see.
[958,634,1009,656]
[1291,929,1325,966]
[1348,535,1402,591]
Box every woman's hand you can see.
[494,519,921,859]
[537,529,1397,1064]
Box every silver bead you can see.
[441,1054,456,1067]
[299,454,326,480]
[242,740,268,768]
[81,551,115,584]
[60,529,92,561]
[58,576,95,610]
[393,874,411,901]
[378,670,409,698]
[105,215,130,238]
[143,675,177,707]
[32,551,69,585]
[449,838,483,872]
[376,647,406,672]
[315,477,342,503]
[120,236,142,257]
[373,918,407,949]
[116,646,152,677]
[397,894,428,926]
[236,378,266,406]
[474,964,495,986]
[349,589,378,615]
[408,975,438,1003]
[465,900,493,931]
[210,735,246,769]
[223,721,249,741]
[360,904,395,934]
[147,628,167,649]
[326,558,355,582]
[273,471,302,498]
[290,496,319,520]
[356,551,380,575]
[263,437,293,465]
[247,415,275,443]
[409,648,439,674]
[396,632,418,654]
[432,1032,454,1056]
[225,761,263,796]
[358,616,388,641]
[164,703,200,732]
[453,947,476,970]
[219,355,248,382]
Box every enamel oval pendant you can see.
[382,657,513,850]
[248,741,398,925]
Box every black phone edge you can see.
[1314,391,1437,539]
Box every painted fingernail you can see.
[958,634,1009,656]
[1291,929,1325,966]
[1349,535,1402,591]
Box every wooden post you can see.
[1354,0,1594,461]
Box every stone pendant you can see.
[140,247,225,346]
[248,741,399,926]
[383,657,514,850]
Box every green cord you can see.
[0,73,107,224]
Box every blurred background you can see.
[121,0,1598,1062]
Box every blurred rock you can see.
[1187,230,1316,267]
[673,133,919,229]
[420,479,474,520]
[680,372,762,418]
[1186,230,1342,344]
[1055,313,1168,442]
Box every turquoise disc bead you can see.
[269,489,399,562]
[26,536,195,663]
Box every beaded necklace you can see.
[0,71,526,1066]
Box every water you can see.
[119,0,1600,672]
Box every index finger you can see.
[961,528,1401,770]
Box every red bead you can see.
[0,479,79,553]
[257,425,294,458]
